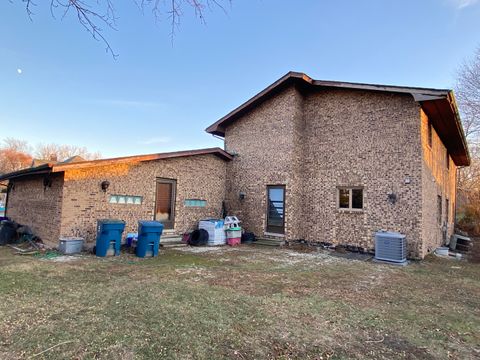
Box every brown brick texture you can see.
[224,85,455,259]
[60,154,226,244]
[6,174,64,245]
[420,110,457,258]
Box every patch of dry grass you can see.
[0,246,479,359]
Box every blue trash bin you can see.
[95,219,126,257]
[136,221,164,258]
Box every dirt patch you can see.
[467,236,480,263]
[0,246,479,359]
[175,246,232,254]
[41,255,82,263]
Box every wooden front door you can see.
[155,179,176,230]
[266,185,285,234]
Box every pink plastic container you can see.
[227,237,241,246]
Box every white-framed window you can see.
[338,187,363,210]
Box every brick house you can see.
[1,72,470,258]
[206,72,469,258]
[1,149,231,245]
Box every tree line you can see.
[456,47,480,234]
[0,138,101,175]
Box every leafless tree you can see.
[0,138,101,175]
[34,143,101,162]
[14,0,230,57]
[0,138,33,175]
[455,46,480,233]
[456,47,480,142]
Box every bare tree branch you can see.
[455,46,480,234]
[456,46,480,141]
[13,0,231,57]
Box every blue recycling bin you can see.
[136,221,164,258]
[95,219,126,257]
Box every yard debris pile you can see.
[287,239,375,255]
[0,218,43,246]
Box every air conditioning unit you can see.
[375,231,407,264]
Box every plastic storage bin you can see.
[58,237,84,254]
[226,227,242,246]
[136,221,164,258]
[224,216,241,229]
[125,233,138,248]
[199,219,226,245]
[95,219,126,257]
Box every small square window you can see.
[338,187,363,210]
[184,199,206,207]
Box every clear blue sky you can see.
[0,0,479,158]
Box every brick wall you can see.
[420,110,457,257]
[224,85,430,258]
[6,174,64,245]
[303,89,423,257]
[224,86,305,239]
[60,154,226,244]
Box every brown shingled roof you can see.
[0,147,232,181]
[206,71,470,166]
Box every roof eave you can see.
[205,72,452,137]
[0,163,54,182]
[448,92,470,166]
[51,147,233,172]
[418,93,470,167]
[205,72,310,136]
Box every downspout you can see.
[212,134,226,151]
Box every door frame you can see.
[266,184,286,235]
[154,178,177,230]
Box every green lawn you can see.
[0,246,479,359]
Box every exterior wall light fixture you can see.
[101,180,110,192]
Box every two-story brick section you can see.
[1,72,469,259]
[206,72,469,258]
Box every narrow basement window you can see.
[109,195,143,205]
[338,187,363,210]
[184,199,207,207]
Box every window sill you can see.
[337,208,364,214]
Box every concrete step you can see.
[161,235,186,248]
[254,238,285,247]
[161,236,183,243]
[162,242,186,248]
